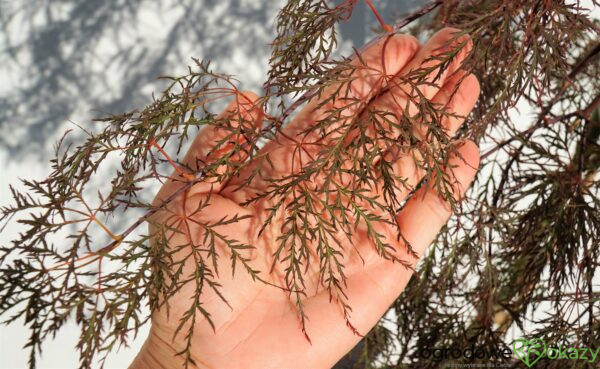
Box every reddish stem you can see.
[365,0,393,33]
[97,256,102,294]
[148,138,195,181]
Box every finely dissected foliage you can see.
[0,1,599,368]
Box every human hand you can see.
[131,27,481,369]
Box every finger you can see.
[346,137,481,271]
[429,71,480,135]
[365,139,480,302]
[393,139,480,258]
[153,91,263,206]
[224,35,420,195]
[372,71,481,204]
[404,27,473,102]
[366,28,473,144]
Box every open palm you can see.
[131,28,481,369]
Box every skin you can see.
[130,28,481,369]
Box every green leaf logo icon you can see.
[513,338,546,367]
